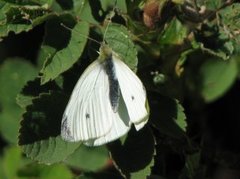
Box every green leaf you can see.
[39,164,73,179]
[158,17,187,46]
[18,162,73,179]
[16,94,33,108]
[1,0,53,6]
[40,20,89,84]
[18,92,66,144]
[16,78,61,108]
[176,48,197,76]
[219,3,240,32]
[21,136,80,164]
[0,58,37,143]
[199,42,232,60]
[0,158,5,179]
[108,127,155,178]
[65,145,109,171]
[218,3,240,50]
[79,172,123,179]
[131,154,154,179]
[2,146,22,179]
[176,102,187,131]
[204,0,224,10]
[72,0,127,25]
[54,0,73,10]
[0,3,53,38]
[180,153,201,179]
[19,92,80,164]
[101,0,127,13]
[149,92,187,138]
[200,58,238,102]
[73,0,100,24]
[104,23,138,71]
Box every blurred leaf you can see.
[218,3,240,53]
[204,0,224,10]
[1,0,54,6]
[18,162,72,179]
[104,23,138,71]
[40,20,89,84]
[101,0,127,13]
[172,0,184,4]
[19,92,80,164]
[149,92,187,138]
[175,48,197,76]
[219,3,240,32]
[55,0,73,10]
[158,17,187,46]
[0,59,37,143]
[2,146,22,179]
[79,172,123,179]
[0,3,53,38]
[200,58,238,102]
[73,0,127,24]
[39,163,73,179]
[142,0,168,29]
[65,145,109,171]
[108,127,155,178]
[199,42,232,60]
[179,152,201,179]
[0,158,4,179]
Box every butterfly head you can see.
[98,42,113,62]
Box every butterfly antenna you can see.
[60,23,101,45]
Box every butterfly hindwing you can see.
[113,54,148,130]
[84,94,131,146]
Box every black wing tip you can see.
[61,115,75,141]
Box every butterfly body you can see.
[102,47,120,112]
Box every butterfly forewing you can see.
[61,60,113,141]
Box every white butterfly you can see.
[61,44,148,146]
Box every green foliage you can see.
[40,19,89,84]
[1,0,240,178]
[199,58,238,102]
[1,146,22,179]
[108,127,154,178]
[149,93,186,139]
[158,17,187,46]
[180,152,202,179]
[0,2,52,38]
[65,145,109,171]
[104,23,138,71]
[0,145,73,178]
[0,59,37,143]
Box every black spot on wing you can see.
[86,113,90,119]
[131,95,135,101]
